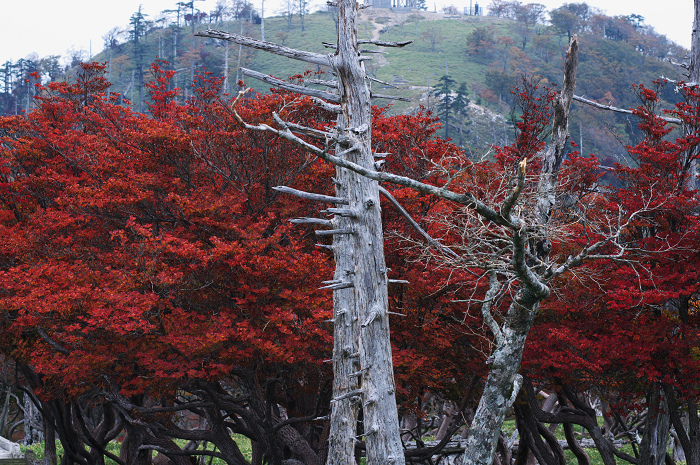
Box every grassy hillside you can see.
[90,8,687,158]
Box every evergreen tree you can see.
[129,6,148,112]
[0,61,16,115]
[433,74,455,139]
[453,82,471,147]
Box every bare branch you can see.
[278,121,334,139]
[378,185,459,260]
[481,272,504,345]
[366,76,398,88]
[316,229,355,235]
[321,42,387,54]
[573,95,681,124]
[357,39,413,47]
[195,29,330,67]
[37,327,70,355]
[370,92,411,102]
[227,89,512,229]
[304,78,339,88]
[309,97,342,113]
[273,186,348,204]
[241,68,340,103]
[501,158,527,219]
[289,217,333,226]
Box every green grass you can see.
[16,430,666,465]
[21,434,252,465]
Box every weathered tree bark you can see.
[639,387,671,465]
[217,34,578,465]
[536,36,578,227]
[460,38,579,465]
[665,384,700,465]
[328,2,404,464]
[197,1,405,463]
[326,241,360,465]
[461,289,537,465]
[198,18,585,465]
[435,402,459,441]
[23,393,43,445]
[691,0,700,86]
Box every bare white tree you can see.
[197,2,413,465]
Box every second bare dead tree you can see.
[214,31,654,465]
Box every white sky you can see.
[0,0,693,67]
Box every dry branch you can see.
[357,39,413,47]
[241,68,340,103]
[272,186,348,204]
[573,95,681,124]
[195,29,330,67]
[289,217,334,226]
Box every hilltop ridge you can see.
[1,5,688,158]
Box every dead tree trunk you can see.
[459,37,579,465]
[329,3,403,464]
[692,0,700,86]
[196,1,409,463]
[217,35,581,465]
[197,17,592,465]
[639,387,671,465]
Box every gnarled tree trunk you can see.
[327,1,404,463]
[196,0,405,462]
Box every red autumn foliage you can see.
[0,62,340,401]
[524,79,700,408]
[0,62,493,462]
[2,60,700,464]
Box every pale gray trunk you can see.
[196,7,432,465]
[401,414,418,442]
[691,0,700,86]
[685,0,700,189]
[328,1,404,463]
[261,0,265,41]
[0,388,10,438]
[460,292,537,465]
[460,37,579,465]
[107,48,112,91]
[173,29,178,61]
[236,18,244,85]
[435,402,459,441]
[639,387,670,465]
[536,37,579,226]
[223,40,230,94]
[23,393,43,445]
[326,165,360,465]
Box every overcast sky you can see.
[0,0,693,67]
